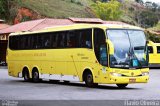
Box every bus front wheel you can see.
[84,72,94,87]
[32,70,40,83]
[116,84,128,88]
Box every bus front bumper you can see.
[105,76,149,84]
[149,63,160,68]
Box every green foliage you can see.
[146,31,160,43]
[148,22,160,31]
[135,0,143,4]
[92,0,122,20]
[70,0,83,5]
[137,10,159,28]
[17,0,94,18]
[92,0,109,2]
[0,0,9,20]
[21,16,32,22]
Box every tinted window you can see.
[9,29,92,50]
[80,29,92,49]
[157,46,160,53]
[67,31,78,48]
[148,46,153,53]
[9,36,19,50]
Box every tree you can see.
[0,0,9,20]
[152,2,158,12]
[137,10,159,28]
[135,0,143,4]
[92,0,122,20]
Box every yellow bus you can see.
[148,41,160,67]
[7,23,149,88]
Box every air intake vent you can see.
[69,17,103,24]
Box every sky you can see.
[143,0,160,4]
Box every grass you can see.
[148,22,160,31]
[17,0,95,18]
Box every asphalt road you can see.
[0,67,160,102]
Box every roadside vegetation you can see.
[0,0,160,42]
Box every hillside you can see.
[1,1,160,34]
[148,22,160,32]
[12,0,95,23]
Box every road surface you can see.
[0,67,160,106]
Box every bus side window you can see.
[157,46,160,53]
[43,34,51,48]
[148,46,153,53]
[51,33,57,48]
[31,35,38,49]
[80,29,92,49]
[24,35,31,49]
[67,31,77,48]
[9,36,19,50]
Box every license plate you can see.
[129,78,136,83]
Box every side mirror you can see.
[106,39,114,55]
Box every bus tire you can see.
[64,81,70,84]
[94,83,98,87]
[23,68,30,82]
[116,84,128,88]
[84,71,94,87]
[49,80,59,83]
[32,68,40,83]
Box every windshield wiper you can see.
[134,46,145,50]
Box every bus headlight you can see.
[110,72,122,77]
[142,72,149,76]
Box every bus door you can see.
[94,28,109,82]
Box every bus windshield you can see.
[107,29,148,69]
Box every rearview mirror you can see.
[106,39,114,55]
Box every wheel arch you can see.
[31,66,41,78]
[82,67,94,82]
[22,66,31,78]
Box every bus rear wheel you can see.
[23,70,30,82]
[84,72,94,87]
[32,70,40,83]
[116,84,128,88]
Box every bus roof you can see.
[10,23,143,36]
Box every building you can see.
[0,18,126,65]
[0,19,10,65]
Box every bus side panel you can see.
[77,49,101,83]
[7,50,23,77]
[53,49,67,76]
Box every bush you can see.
[145,31,160,43]
[91,0,122,20]
[138,10,159,28]
[0,0,9,20]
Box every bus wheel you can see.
[32,69,40,83]
[23,69,30,82]
[84,72,94,87]
[94,83,98,87]
[64,81,70,84]
[49,80,59,83]
[116,84,128,88]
